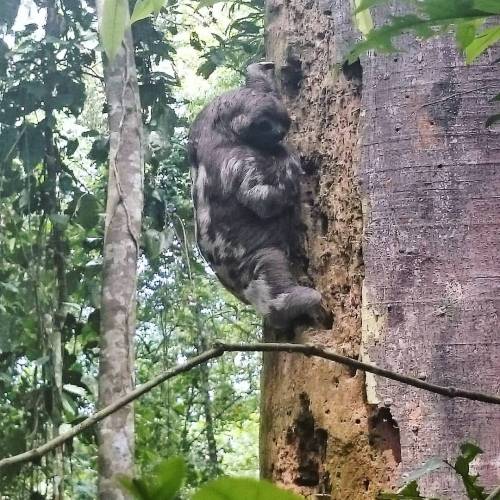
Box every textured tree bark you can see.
[262,0,500,498]
[44,2,66,496]
[96,18,144,500]
[359,14,500,498]
[261,1,398,498]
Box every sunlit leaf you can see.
[193,477,304,500]
[354,0,374,35]
[62,393,78,419]
[100,0,129,61]
[455,20,483,50]
[354,0,390,13]
[63,384,87,397]
[465,25,500,62]
[197,0,226,9]
[131,0,162,24]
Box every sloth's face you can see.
[231,98,291,150]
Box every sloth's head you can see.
[227,62,291,149]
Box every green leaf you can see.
[130,0,163,24]
[347,0,493,62]
[49,213,70,230]
[190,31,204,51]
[197,0,226,9]
[355,0,389,14]
[0,282,19,294]
[75,194,100,230]
[144,228,174,261]
[453,443,485,500]
[354,0,374,35]
[455,20,482,50]
[20,125,45,171]
[100,0,129,62]
[347,15,435,63]
[458,442,483,463]
[66,139,79,157]
[61,392,78,419]
[486,113,500,127]
[63,384,87,397]
[150,456,186,499]
[193,477,304,500]
[474,0,500,14]
[465,26,500,62]
[403,457,446,484]
[117,475,153,500]
[377,481,426,499]
[197,59,217,78]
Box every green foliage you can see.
[1,0,262,495]
[118,456,187,499]
[131,0,165,24]
[194,477,304,500]
[193,0,264,78]
[349,0,500,63]
[118,457,303,500]
[378,443,499,500]
[100,0,130,61]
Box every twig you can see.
[485,484,500,500]
[419,86,491,109]
[1,341,499,469]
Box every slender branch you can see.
[485,484,500,500]
[1,341,499,469]
[419,85,491,109]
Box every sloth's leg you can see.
[242,248,332,330]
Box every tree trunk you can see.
[261,1,499,499]
[44,2,66,496]
[359,15,500,498]
[96,19,144,499]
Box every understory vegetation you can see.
[0,0,263,496]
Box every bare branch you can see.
[1,341,499,469]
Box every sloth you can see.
[188,61,331,331]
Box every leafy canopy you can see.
[348,0,500,63]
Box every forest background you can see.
[0,0,499,498]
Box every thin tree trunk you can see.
[196,330,221,476]
[44,2,65,496]
[359,10,500,497]
[95,12,144,497]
